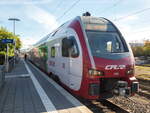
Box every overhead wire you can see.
[56,0,81,21]
[114,7,150,21]
[124,29,150,36]
[98,0,123,14]
[51,0,65,13]
[127,18,150,27]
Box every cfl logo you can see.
[105,65,126,70]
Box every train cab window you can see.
[86,31,126,57]
[51,47,55,57]
[62,36,79,58]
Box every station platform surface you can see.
[0,59,92,113]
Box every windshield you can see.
[86,30,127,57]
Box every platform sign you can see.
[1,39,14,44]
[1,39,14,72]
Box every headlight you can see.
[126,69,134,75]
[126,65,135,75]
[88,69,104,76]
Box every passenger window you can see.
[62,38,69,57]
[62,36,79,58]
[69,36,79,58]
[51,47,55,57]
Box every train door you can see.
[68,35,83,90]
[60,37,70,86]
[60,33,82,90]
[47,40,58,75]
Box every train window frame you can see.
[51,46,56,58]
[62,37,69,57]
[69,36,79,58]
[62,36,79,58]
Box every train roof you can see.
[80,16,117,32]
[32,16,117,48]
[33,33,51,47]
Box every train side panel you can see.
[47,28,83,91]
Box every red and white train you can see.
[28,14,139,99]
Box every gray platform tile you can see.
[0,71,46,113]
[14,78,25,113]
[2,78,17,113]
[0,79,11,113]
[27,78,46,113]
[14,108,24,112]
[23,78,36,113]
[28,65,73,106]
[2,111,12,113]
[6,61,28,76]
[14,112,24,113]
[1,60,91,113]
[27,62,83,113]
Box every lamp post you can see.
[8,18,20,35]
[8,18,20,66]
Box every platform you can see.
[0,59,92,113]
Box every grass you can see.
[142,64,150,67]
[135,65,150,81]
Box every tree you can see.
[143,39,150,57]
[131,39,150,57]
[0,27,22,64]
[132,46,144,57]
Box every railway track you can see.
[99,99,130,113]
[137,79,150,88]
[138,90,150,99]
[137,78,150,99]
[78,98,130,113]
[139,84,150,92]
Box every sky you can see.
[0,0,150,49]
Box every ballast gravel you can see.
[109,94,150,113]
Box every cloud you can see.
[112,13,150,42]
[18,5,58,49]
[121,26,150,42]
[114,14,139,23]
[25,5,58,32]
[0,0,52,5]
[120,15,139,22]
[21,36,39,49]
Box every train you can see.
[28,13,139,99]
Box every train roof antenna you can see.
[83,12,91,16]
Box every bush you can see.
[131,40,150,57]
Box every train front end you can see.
[80,16,139,99]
